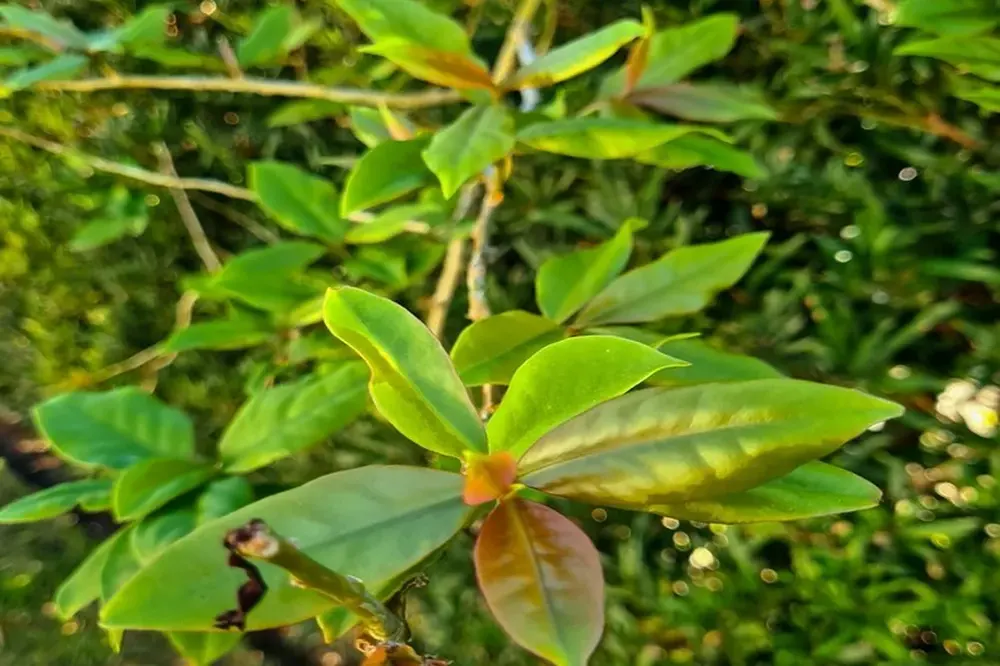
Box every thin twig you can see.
[426,185,479,338]
[31,76,462,108]
[189,193,280,244]
[155,142,222,272]
[467,176,503,417]
[493,0,544,82]
[217,36,244,79]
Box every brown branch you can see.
[156,142,223,272]
[426,185,479,338]
[31,76,462,109]
[189,193,280,244]
[217,36,244,79]
[466,176,504,418]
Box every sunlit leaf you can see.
[323,287,486,456]
[463,451,517,505]
[334,0,471,53]
[101,467,471,631]
[894,0,997,36]
[475,499,604,666]
[517,118,714,159]
[488,336,686,458]
[423,105,515,198]
[895,35,1000,81]
[362,41,494,90]
[342,138,434,215]
[451,311,568,387]
[575,232,769,326]
[519,380,904,509]
[0,479,112,524]
[112,459,215,521]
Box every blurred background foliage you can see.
[1,0,998,664]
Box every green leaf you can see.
[895,35,1000,81]
[451,312,568,387]
[33,388,196,470]
[237,5,295,67]
[116,5,171,48]
[345,203,435,244]
[0,479,112,524]
[168,633,242,666]
[423,105,515,198]
[650,462,882,523]
[647,339,782,387]
[517,118,712,159]
[475,499,604,666]
[536,222,634,323]
[130,45,222,69]
[894,0,997,35]
[507,19,644,89]
[630,83,778,122]
[361,40,494,90]
[101,525,140,603]
[487,336,686,458]
[333,0,471,53]
[112,459,214,522]
[575,232,769,326]
[101,466,471,631]
[349,106,393,147]
[131,504,198,564]
[202,242,328,314]
[196,477,255,524]
[602,14,740,96]
[219,362,369,473]
[0,46,47,66]
[519,379,904,510]
[162,311,273,354]
[267,99,343,127]
[68,212,149,252]
[54,532,119,619]
[249,162,347,242]
[0,6,89,50]
[635,134,765,178]
[341,138,434,215]
[949,75,1000,111]
[323,287,486,457]
[3,54,87,92]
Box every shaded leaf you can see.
[451,311,568,387]
[894,0,997,35]
[475,499,604,666]
[334,0,471,53]
[196,477,255,524]
[342,138,434,215]
[0,479,112,524]
[647,338,782,386]
[361,41,494,90]
[324,287,485,456]
[101,525,140,602]
[267,100,343,127]
[895,35,1000,81]
[423,105,515,198]
[237,6,295,67]
[488,336,686,458]
[651,462,882,523]
[116,5,171,48]
[630,83,777,122]
[536,222,633,323]
[131,504,198,564]
[162,311,273,354]
[249,162,347,242]
[634,134,765,178]
[112,458,215,521]
[507,20,644,89]
[0,6,89,50]
[349,106,394,146]
[69,212,148,252]
[519,380,904,510]
[168,633,243,666]
[575,232,769,326]
[3,54,87,91]
[33,388,196,469]
[219,362,369,473]
[949,75,1000,111]
[54,532,118,619]
[101,467,471,631]
[517,118,714,159]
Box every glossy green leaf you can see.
[334,0,471,53]
[634,134,765,178]
[519,379,904,509]
[647,339,782,387]
[451,311,568,387]
[895,36,1000,81]
[203,242,328,314]
[630,83,778,122]
[323,287,485,456]
[112,459,215,521]
[101,466,471,631]
[0,6,89,50]
[249,162,347,242]
[115,5,170,48]
[267,100,343,127]
[237,6,294,67]
[196,477,254,524]
[162,311,273,353]
[3,54,87,91]
[575,232,769,326]
[342,138,434,215]
[894,0,997,35]
[219,362,369,473]
[475,499,604,666]
[423,105,515,198]
[54,531,119,619]
[507,19,644,89]
[361,41,494,90]
[0,479,112,523]
[517,118,710,159]
[488,336,686,458]
[33,388,196,469]
[131,504,198,564]
[536,222,634,323]
[101,525,140,603]
[650,462,882,523]
[602,14,740,96]
[168,633,242,666]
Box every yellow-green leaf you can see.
[362,40,494,90]
[423,105,515,198]
[451,311,568,387]
[333,0,471,53]
[341,138,435,215]
[517,118,710,159]
[111,458,215,521]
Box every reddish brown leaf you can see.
[462,451,517,506]
[474,499,604,666]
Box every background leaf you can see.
[423,105,515,198]
[451,311,567,386]
[3,54,87,92]
[647,338,783,386]
[0,479,112,523]
[629,83,778,122]
[475,499,604,666]
[167,633,242,666]
[54,533,117,619]
[333,0,471,53]
[237,6,295,67]
[342,138,434,215]
[517,118,713,159]
[634,134,765,178]
[0,6,89,50]
[249,162,347,242]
